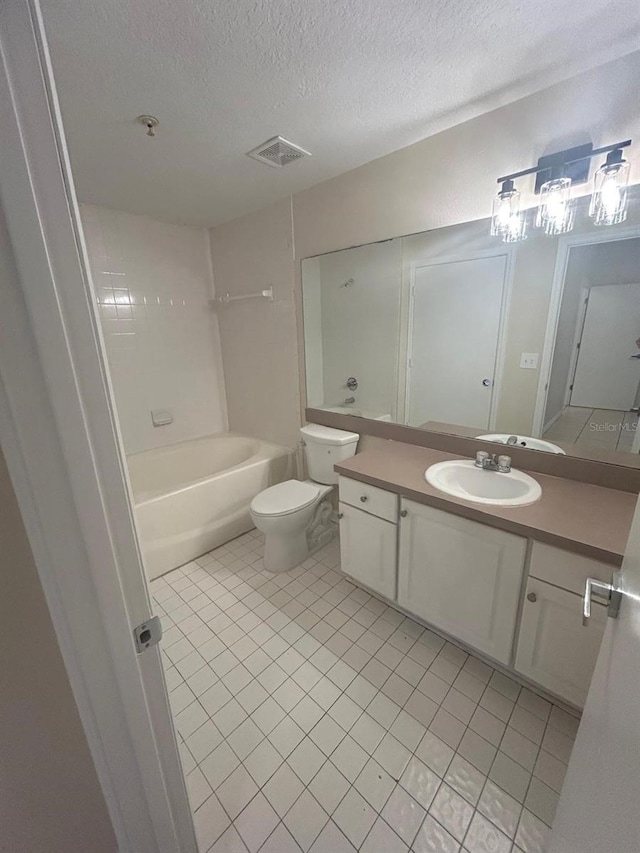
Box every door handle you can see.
[583,572,623,626]
[482,379,492,387]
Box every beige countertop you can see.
[336,441,637,566]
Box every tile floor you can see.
[151,529,579,853]
[544,405,638,453]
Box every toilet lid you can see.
[251,479,319,516]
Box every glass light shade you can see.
[491,182,520,237]
[590,157,629,226]
[536,177,575,235]
[501,211,527,243]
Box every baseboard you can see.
[543,408,564,434]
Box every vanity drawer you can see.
[338,476,398,522]
[529,541,613,597]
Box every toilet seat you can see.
[250,479,319,517]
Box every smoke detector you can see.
[246,136,311,168]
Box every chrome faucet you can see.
[506,435,519,446]
[475,451,511,473]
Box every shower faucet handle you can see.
[346,377,358,390]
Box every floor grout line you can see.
[152,529,573,853]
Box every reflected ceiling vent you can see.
[246,136,311,168]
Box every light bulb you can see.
[590,150,629,226]
[502,212,527,243]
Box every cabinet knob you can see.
[527,592,537,603]
[360,495,368,502]
[400,509,408,518]
[337,512,344,520]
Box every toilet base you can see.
[307,499,334,555]
[262,498,335,574]
[263,528,308,574]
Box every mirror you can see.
[302,193,640,461]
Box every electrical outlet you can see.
[520,352,539,369]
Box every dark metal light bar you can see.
[496,139,632,188]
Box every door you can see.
[515,577,607,707]
[570,283,640,409]
[397,500,526,664]
[548,494,640,853]
[406,254,507,428]
[339,502,397,600]
[0,3,197,851]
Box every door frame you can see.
[532,225,640,437]
[404,248,514,431]
[563,286,590,412]
[0,2,197,851]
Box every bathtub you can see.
[128,432,294,579]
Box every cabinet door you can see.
[515,577,606,707]
[398,500,526,665]
[339,502,397,600]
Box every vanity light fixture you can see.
[492,139,632,242]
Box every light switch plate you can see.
[520,352,539,369]
[151,408,173,427]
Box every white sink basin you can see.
[425,460,541,507]
[476,433,566,455]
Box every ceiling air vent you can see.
[246,136,311,168]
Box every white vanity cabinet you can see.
[338,477,398,600]
[337,476,614,708]
[515,543,610,707]
[397,499,526,665]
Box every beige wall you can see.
[0,447,116,853]
[208,52,640,446]
[292,52,640,259]
[209,197,301,450]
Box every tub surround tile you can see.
[83,204,227,457]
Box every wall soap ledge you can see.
[151,409,173,427]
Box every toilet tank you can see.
[300,424,360,485]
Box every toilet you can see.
[250,424,359,573]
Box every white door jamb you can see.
[0,2,197,851]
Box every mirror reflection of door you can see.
[569,283,640,409]
[543,237,640,454]
[406,254,507,429]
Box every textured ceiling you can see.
[41,0,639,227]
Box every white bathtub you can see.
[129,432,294,579]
